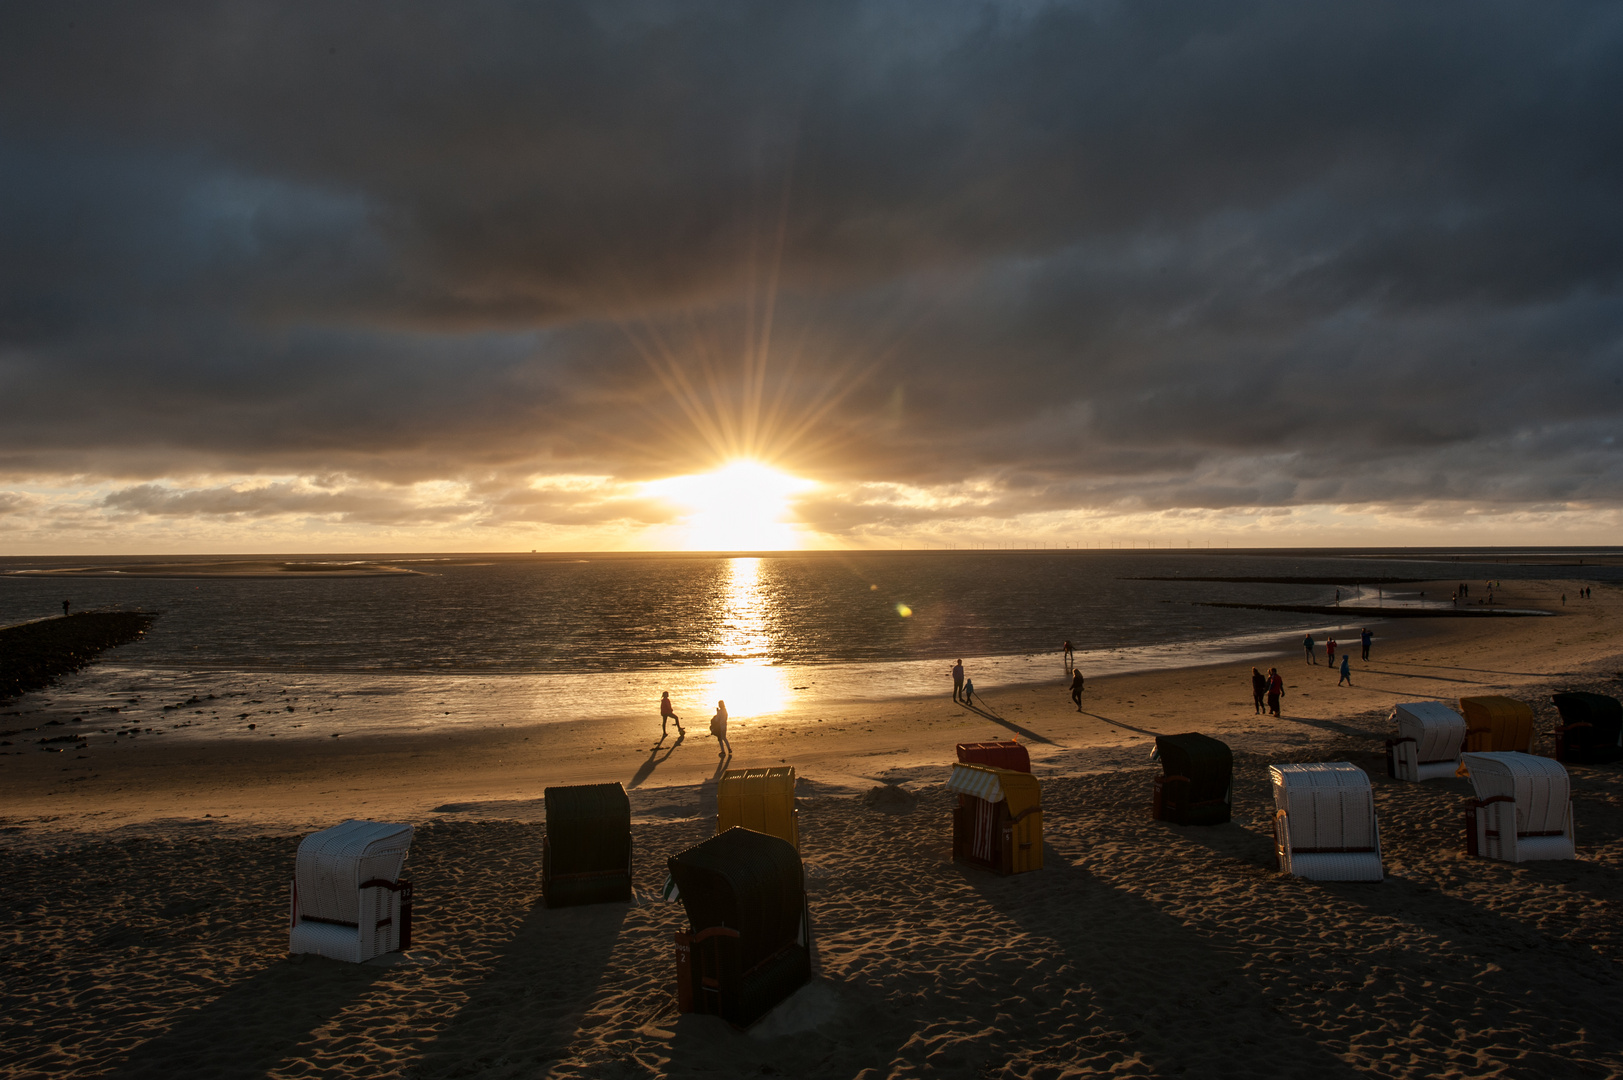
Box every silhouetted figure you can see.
[1062,640,1074,669]
[1326,638,1337,669]
[658,691,684,743]
[710,700,731,758]
[1360,627,1372,661]
[1251,667,1268,714]
[1266,668,1284,716]
[1069,668,1084,710]
[962,678,975,708]
[62,600,69,616]
[951,659,964,701]
[1304,634,1317,664]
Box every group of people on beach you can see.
[655,691,731,759]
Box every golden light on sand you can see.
[646,460,815,551]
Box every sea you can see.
[3,550,1617,740]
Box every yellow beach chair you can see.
[716,765,799,850]
[1459,696,1535,753]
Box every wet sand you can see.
[3,579,1622,1078]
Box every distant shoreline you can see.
[5,560,420,578]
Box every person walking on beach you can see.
[1303,634,1316,664]
[1266,668,1284,716]
[658,691,684,742]
[1326,638,1337,670]
[951,659,964,702]
[1251,667,1268,714]
[1361,628,1372,661]
[1069,668,1085,710]
[710,700,731,759]
[1338,654,1353,686]
[962,678,976,708]
[1062,640,1074,669]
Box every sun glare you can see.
[647,461,815,551]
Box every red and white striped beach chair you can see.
[289,819,414,962]
[1460,752,1575,862]
[1270,762,1383,881]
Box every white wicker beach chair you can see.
[1460,752,1575,862]
[289,819,414,962]
[1270,762,1383,881]
[1386,702,1467,782]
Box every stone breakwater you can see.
[0,611,156,702]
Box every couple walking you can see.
[657,691,732,758]
[1251,667,1285,715]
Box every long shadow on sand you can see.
[1077,708,1164,738]
[407,900,629,1078]
[959,853,1368,1079]
[112,955,388,1079]
[956,700,1056,744]
[629,733,685,790]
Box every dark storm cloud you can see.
[2,0,1622,530]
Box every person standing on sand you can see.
[1069,668,1085,710]
[951,659,964,702]
[1361,627,1372,661]
[62,600,69,616]
[1266,668,1284,716]
[1251,667,1268,714]
[1326,638,1337,669]
[1338,654,1352,686]
[962,678,976,708]
[658,691,684,741]
[1304,634,1316,664]
[1062,640,1074,669]
[710,700,731,759]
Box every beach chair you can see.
[717,766,799,850]
[1552,692,1623,764]
[1384,702,1468,781]
[669,827,812,1028]
[289,819,414,963]
[1459,696,1535,754]
[956,740,1031,772]
[1152,733,1232,825]
[946,762,1043,874]
[1460,752,1575,862]
[1269,763,1382,882]
[543,782,633,908]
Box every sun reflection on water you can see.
[698,557,791,717]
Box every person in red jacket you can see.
[1266,668,1285,716]
[658,691,684,743]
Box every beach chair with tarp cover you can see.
[1385,702,1468,782]
[956,740,1031,772]
[289,819,414,963]
[1269,763,1382,882]
[543,782,633,908]
[668,827,812,1029]
[716,766,799,850]
[1459,751,1576,862]
[1459,696,1535,754]
[946,762,1043,875]
[1152,733,1233,825]
[1552,692,1623,764]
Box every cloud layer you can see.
[2,1,1622,548]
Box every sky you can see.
[3,1,1622,553]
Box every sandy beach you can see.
[4,579,1623,1078]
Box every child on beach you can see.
[658,691,683,742]
[962,678,975,708]
[1339,654,1352,686]
[1062,640,1074,669]
[710,700,731,758]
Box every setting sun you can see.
[645,461,816,550]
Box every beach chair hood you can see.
[1392,702,1467,761]
[295,819,413,926]
[1459,696,1535,754]
[1154,733,1232,804]
[1459,752,1571,836]
[946,762,1041,819]
[668,826,805,974]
